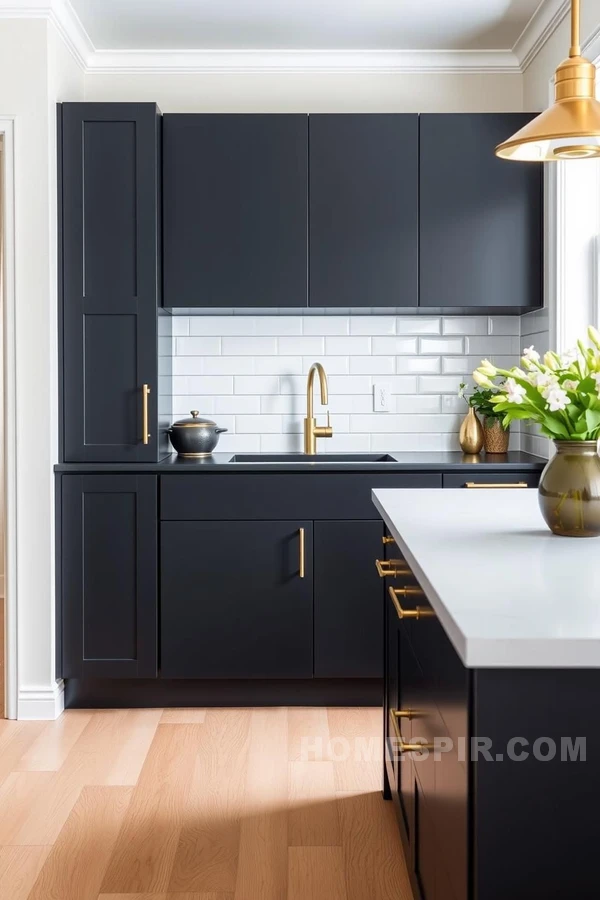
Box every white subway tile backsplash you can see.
[176,337,221,356]
[170,313,521,452]
[190,316,255,336]
[419,336,464,355]
[442,317,487,336]
[350,316,396,335]
[372,337,419,355]
[349,356,395,375]
[325,336,371,355]
[303,317,349,335]
[222,336,278,356]
[396,317,441,335]
[278,336,325,355]
[236,415,282,433]
[255,356,303,375]
[395,356,441,374]
[235,375,280,395]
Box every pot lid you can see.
[171,410,217,428]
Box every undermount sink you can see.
[229,453,396,463]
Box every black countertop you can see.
[55,450,547,474]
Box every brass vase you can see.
[483,418,510,454]
[459,407,483,454]
[538,441,600,537]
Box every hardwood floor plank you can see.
[288,761,340,847]
[15,710,92,771]
[160,709,207,724]
[0,722,46,786]
[100,724,201,894]
[98,894,235,899]
[0,771,53,844]
[288,846,348,900]
[287,708,330,762]
[0,846,51,900]
[327,709,381,792]
[103,709,163,785]
[28,786,132,900]
[337,791,413,900]
[10,712,131,846]
[169,709,251,894]
[234,709,289,900]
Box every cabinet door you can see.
[60,103,163,461]
[161,521,313,678]
[419,114,542,312]
[61,474,158,678]
[163,114,308,308]
[309,114,418,307]
[314,520,383,678]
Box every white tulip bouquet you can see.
[472,326,600,442]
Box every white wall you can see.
[84,71,523,112]
[0,18,83,718]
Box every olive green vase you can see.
[538,441,600,537]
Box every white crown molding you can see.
[0,0,93,69]
[513,0,570,71]
[86,48,521,76]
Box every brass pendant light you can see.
[496,0,600,161]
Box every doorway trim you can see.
[1,118,17,719]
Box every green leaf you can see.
[585,408,600,431]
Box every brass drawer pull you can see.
[389,709,433,752]
[382,535,395,545]
[375,558,410,578]
[388,585,435,620]
[142,383,151,445]
[465,482,528,489]
[299,527,305,579]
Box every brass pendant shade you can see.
[496,0,600,161]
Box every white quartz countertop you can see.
[372,488,600,669]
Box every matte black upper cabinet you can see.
[309,114,419,308]
[419,114,543,313]
[59,103,168,462]
[163,114,308,308]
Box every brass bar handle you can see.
[299,527,305,579]
[375,558,410,578]
[388,585,435,620]
[465,482,528,489]
[382,536,395,545]
[389,709,433,753]
[142,384,151,445]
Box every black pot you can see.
[167,411,228,457]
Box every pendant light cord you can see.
[570,0,581,57]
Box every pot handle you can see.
[215,427,228,434]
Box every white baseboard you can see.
[17,680,65,720]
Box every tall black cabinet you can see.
[59,102,169,462]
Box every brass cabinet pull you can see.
[142,384,151,445]
[382,535,395,545]
[375,558,410,578]
[299,527,305,579]
[388,585,434,620]
[389,709,433,752]
[465,482,528,489]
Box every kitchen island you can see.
[373,488,600,900]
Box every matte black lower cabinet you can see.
[161,521,313,678]
[61,474,158,678]
[314,520,383,678]
[383,555,600,900]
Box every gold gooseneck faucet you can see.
[304,362,333,454]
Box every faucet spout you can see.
[304,362,333,454]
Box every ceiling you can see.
[69,0,543,52]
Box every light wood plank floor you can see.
[0,707,414,900]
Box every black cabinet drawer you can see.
[442,471,539,489]
[161,472,442,521]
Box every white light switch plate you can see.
[373,382,391,412]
